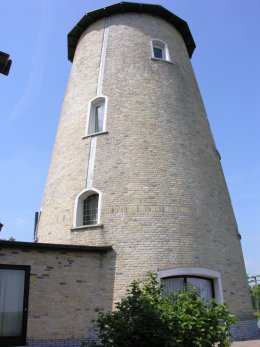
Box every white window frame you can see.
[86,96,108,136]
[150,39,170,62]
[158,267,224,304]
[73,188,102,227]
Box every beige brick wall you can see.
[0,245,115,340]
[37,13,254,320]
[37,19,105,244]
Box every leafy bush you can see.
[249,284,260,315]
[250,284,260,299]
[88,274,235,347]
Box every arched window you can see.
[83,193,99,225]
[73,188,101,227]
[87,96,107,136]
[151,39,170,61]
[158,268,224,304]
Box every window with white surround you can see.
[151,39,170,61]
[158,268,224,304]
[87,96,107,136]
[73,188,101,227]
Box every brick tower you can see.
[36,2,258,339]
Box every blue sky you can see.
[0,0,259,275]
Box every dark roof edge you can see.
[68,2,196,62]
[0,240,113,253]
[0,51,12,76]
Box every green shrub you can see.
[90,274,236,347]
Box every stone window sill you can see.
[150,57,174,65]
[82,131,108,139]
[71,224,103,232]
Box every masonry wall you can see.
[36,18,105,245]
[36,12,257,337]
[0,245,114,342]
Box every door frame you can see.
[0,264,30,347]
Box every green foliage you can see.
[94,274,235,347]
[250,285,260,298]
[249,284,260,314]
[159,289,235,347]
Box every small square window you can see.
[151,39,170,62]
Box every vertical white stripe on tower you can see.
[86,17,109,188]
[97,17,109,96]
[87,136,97,189]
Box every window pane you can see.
[153,47,163,59]
[162,276,214,300]
[162,277,184,295]
[95,105,104,133]
[83,194,99,225]
[187,277,213,300]
[0,269,25,336]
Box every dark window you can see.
[151,40,170,61]
[83,194,99,225]
[153,47,163,59]
[162,276,214,300]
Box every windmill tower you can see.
[36,2,258,339]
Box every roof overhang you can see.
[68,1,196,62]
[0,240,113,254]
[0,51,12,76]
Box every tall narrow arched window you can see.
[83,193,99,225]
[73,188,101,227]
[151,39,170,61]
[87,96,107,136]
